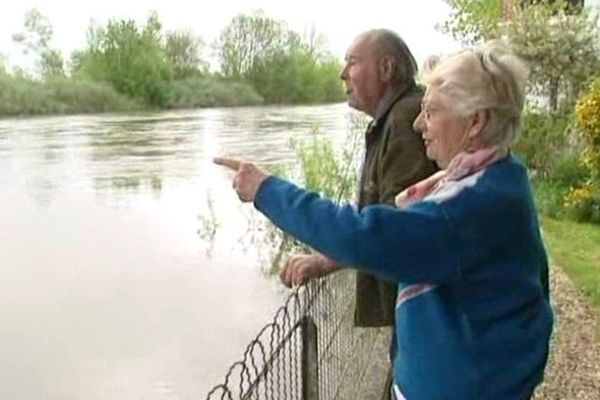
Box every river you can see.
[0,103,360,400]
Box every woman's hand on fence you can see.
[280,253,340,287]
[213,156,270,202]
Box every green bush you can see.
[564,76,600,223]
[575,76,600,181]
[72,13,173,107]
[0,75,140,116]
[532,179,570,219]
[0,74,269,117]
[43,78,143,113]
[564,186,600,223]
[515,108,592,221]
[514,109,587,184]
[164,76,263,108]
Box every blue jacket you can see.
[254,154,553,400]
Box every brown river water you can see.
[0,103,358,399]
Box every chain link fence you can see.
[205,269,388,400]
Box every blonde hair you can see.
[422,41,529,148]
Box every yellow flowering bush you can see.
[576,78,600,172]
[564,183,593,208]
[566,77,600,222]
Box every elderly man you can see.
[280,29,436,397]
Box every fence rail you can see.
[205,269,386,400]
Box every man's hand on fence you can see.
[213,157,270,202]
[280,253,340,287]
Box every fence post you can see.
[301,316,319,400]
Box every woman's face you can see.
[413,86,472,169]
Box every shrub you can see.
[514,109,586,184]
[0,75,141,116]
[163,76,264,108]
[565,76,600,223]
[564,181,600,223]
[575,77,600,177]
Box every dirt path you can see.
[533,266,600,399]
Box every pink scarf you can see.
[395,147,507,208]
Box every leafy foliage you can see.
[0,74,141,116]
[440,0,503,44]
[0,53,7,76]
[260,113,365,273]
[3,8,344,115]
[564,76,600,223]
[215,11,288,80]
[441,1,600,113]
[216,11,344,104]
[514,109,581,180]
[506,1,600,113]
[12,9,54,55]
[12,8,65,79]
[575,76,600,177]
[163,76,263,108]
[72,12,173,106]
[40,49,65,79]
[165,30,208,79]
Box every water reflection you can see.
[0,103,359,400]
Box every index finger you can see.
[213,157,241,171]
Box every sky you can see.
[0,0,461,72]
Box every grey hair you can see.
[366,29,418,86]
[421,41,529,148]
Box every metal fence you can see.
[205,269,387,400]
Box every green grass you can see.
[541,217,600,323]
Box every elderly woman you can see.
[215,41,552,400]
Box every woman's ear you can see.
[468,109,489,140]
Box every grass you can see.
[541,217,600,323]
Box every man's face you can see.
[340,35,383,117]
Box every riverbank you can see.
[0,75,265,118]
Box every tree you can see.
[12,8,65,78]
[214,11,343,103]
[440,0,503,44]
[73,11,173,106]
[440,0,586,45]
[301,25,329,59]
[506,1,600,112]
[165,30,207,78]
[12,9,53,55]
[40,49,65,78]
[215,11,287,80]
[0,52,7,75]
[440,0,600,113]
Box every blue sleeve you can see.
[254,176,462,284]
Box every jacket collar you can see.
[372,80,417,130]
